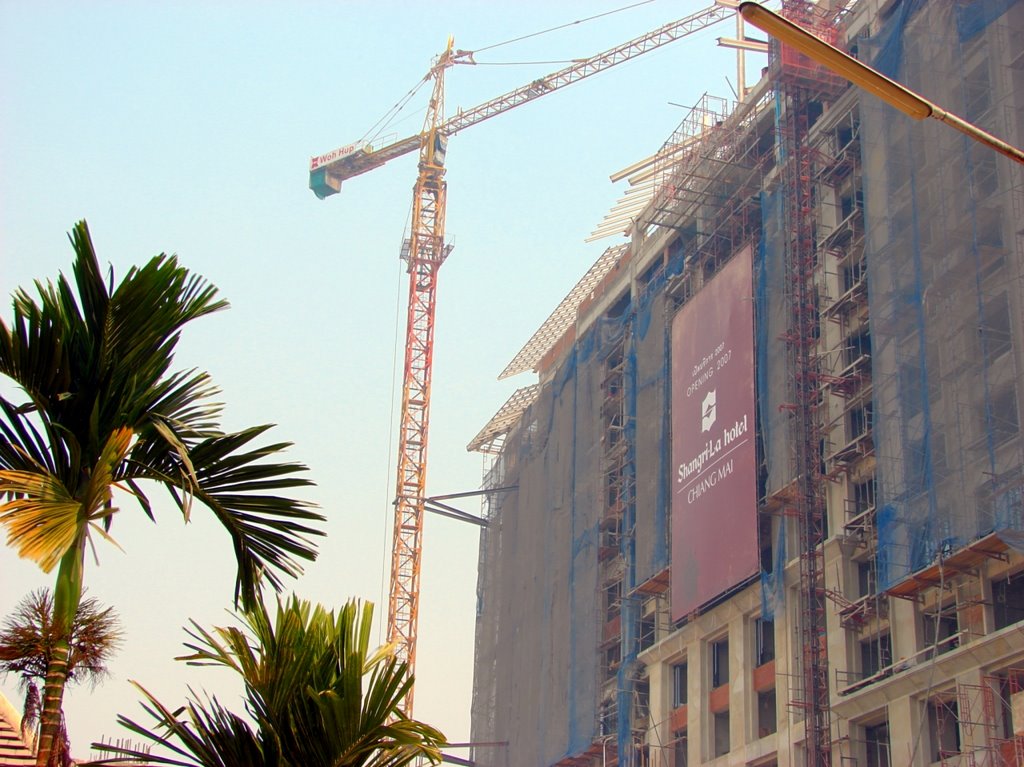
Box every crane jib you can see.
[308,135,423,197]
[308,3,732,199]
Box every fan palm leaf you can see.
[0,589,122,686]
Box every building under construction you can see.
[467,0,1024,765]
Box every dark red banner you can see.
[670,245,758,621]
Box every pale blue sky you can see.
[0,0,755,754]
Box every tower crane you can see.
[308,3,734,714]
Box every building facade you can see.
[469,1,1024,765]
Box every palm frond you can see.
[0,426,135,570]
[1,278,79,418]
[145,369,224,438]
[2,222,228,468]
[96,251,226,428]
[91,683,268,767]
[0,470,79,571]
[67,222,109,343]
[4,221,324,602]
[78,428,133,520]
[117,598,445,767]
[0,397,62,475]
[129,427,322,610]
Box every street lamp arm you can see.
[738,1,1024,166]
[926,106,1024,166]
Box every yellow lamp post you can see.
[738,1,1024,166]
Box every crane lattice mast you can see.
[388,39,456,714]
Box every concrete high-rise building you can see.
[467,1,1024,765]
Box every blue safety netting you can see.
[756,188,794,495]
[756,186,793,619]
[469,323,600,765]
[956,0,1016,41]
[473,291,656,765]
[473,269,682,765]
[761,513,788,621]
[860,0,1024,590]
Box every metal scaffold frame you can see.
[773,1,849,763]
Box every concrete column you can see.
[646,661,669,767]
[888,694,929,767]
[690,635,706,765]
[730,614,750,751]
[890,595,919,663]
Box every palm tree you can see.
[0,221,325,766]
[94,597,445,767]
[0,588,122,765]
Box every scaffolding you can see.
[925,670,1024,767]
[811,56,887,708]
[599,335,636,767]
[644,91,771,257]
[770,1,854,762]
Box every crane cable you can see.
[471,59,579,66]
[469,0,658,55]
[359,0,661,142]
[361,75,432,146]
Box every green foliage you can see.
[94,597,445,767]
[0,220,327,766]
[0,220,325,607]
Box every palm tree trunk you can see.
[35,543,84,767]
